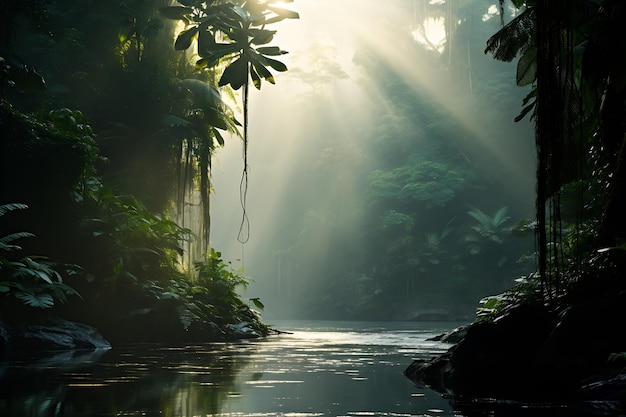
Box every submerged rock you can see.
[225,322,261,339]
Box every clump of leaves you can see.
[608,352,626,373]
[159,0,298,90]
[380,209,415,232]
[476,273,543,320]
[368,161,471,208]
[464,206,511,255]
[0,204,81,308]
[420,221,455,267]
[192,249,266,333]
[86,190,191,289]
[119,247,267,338]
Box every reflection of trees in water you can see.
[0,343,252,416]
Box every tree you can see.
[0,0,297,341]
[160,0,298,250]
[487,0,626,300]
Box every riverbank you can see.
[404,293,626,413]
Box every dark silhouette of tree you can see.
[487,0,626,300]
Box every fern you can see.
[493,207,511,227]
[466,206,511,248]
[0,204,81,308]
[485,7,535,62]
[15,292,55,308]
[0,203,28,217]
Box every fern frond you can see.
[0,203,28,217]
[493,207,510,226]
[485,8,535,62]
[467,207,490,225]
[15,292,55,308]
[0,232,35,246]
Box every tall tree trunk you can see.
[534,0,568,297]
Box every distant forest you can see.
[2,0,626,337]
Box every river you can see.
[0,320,463,417]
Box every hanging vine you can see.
[487,0,626,300]
[160,0,298,258]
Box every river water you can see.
[0,320,463,417]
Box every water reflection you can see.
[0,321,460,417]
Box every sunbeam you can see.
[210,0,536,319]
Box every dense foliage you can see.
[477,0,626,315]
[0,0,296,342]
[405,1,626,403]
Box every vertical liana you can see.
[238,75,250,244]
[534,0,569,299]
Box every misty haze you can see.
[211,0,536,321]
[3,0,624,415]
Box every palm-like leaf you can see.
[15,292,55,308]
[466,206,510,245]
[485,7,535,62]
[163,1,296,91]
[0,232,35,252]
[0,203,28,217]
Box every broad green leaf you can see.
[34,269,54,283]
[514,100,536,122]
[219,57,249,90]
[230,5,250,22]
[256,46,287,56]
[262,56,287,72]
[159,6,193,20]
[177,0,210,6]
[195,57,210,70]
[516,48,536,86]
[250,297,265,310]
[212,128,225,146]
[15,292,55,308]
[250,64,262,89]
[175,26,199,50]
[197,30,214,56]
[195,54,219,71]
[249,29,276,45]
[200,43,241,60]
[251,61,275,84]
